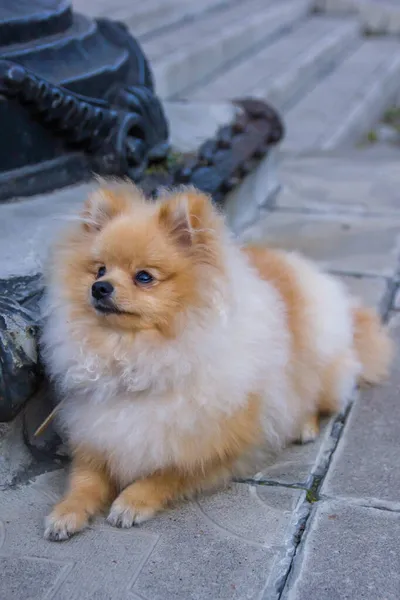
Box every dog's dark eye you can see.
[134,270,153,285]
[97,266,106,279]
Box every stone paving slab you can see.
[0,470,304,600]
[254,420,332,488]
[281,499,400,600]
[242,210,400,277]
[321,314,400,506]
[277,154,400,214]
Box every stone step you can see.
[311,0,357,13]
[74,0,240,39]
[125,0,236,40]
[358,0,400,35]
[283,37,400,151]
[187,16,358,110]
[144,0,310,99]
[73,0,188,22]
[225,143,400,235]
[100,0,192,33]
[275,150,400,216]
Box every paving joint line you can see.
[273,400,353,599]
[317,493,400,514]
[235,478,307,491]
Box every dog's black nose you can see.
[92,281,114,300]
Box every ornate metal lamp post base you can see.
[0,0,169,201]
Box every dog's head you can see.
[57,182,226,339]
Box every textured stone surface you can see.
[74,0,222,39]
[277,153,400,214]
[128,0,223,39]
[163,101,237,153]
[225,150,281,235]
[242,210,400,277]
[359,0,400,35]
[0,556,69,600]
[312,0,357,12]
[283,500,400,600]
[322,314,400,505]
[284,39,400,151]
[0,183,93,278]
[255,420,332,487]
[150,0,309,98]
[0,470,304,600]
[189,17,357,108]
[338,274,388,310]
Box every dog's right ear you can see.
[81,181,144,232]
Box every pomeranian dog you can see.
[41,182,392,541]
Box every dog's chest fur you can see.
[61,382,237,487]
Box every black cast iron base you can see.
[0,0,169,201]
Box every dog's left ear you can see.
[158,190,215,247]
[82,181,144,232]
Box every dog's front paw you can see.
[107,498,155,528]
[298,414,320,445]
[107,482,162,528]
[44,504,89,541]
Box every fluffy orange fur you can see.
[42,182,393,541]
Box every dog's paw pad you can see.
[107,501,155,528]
